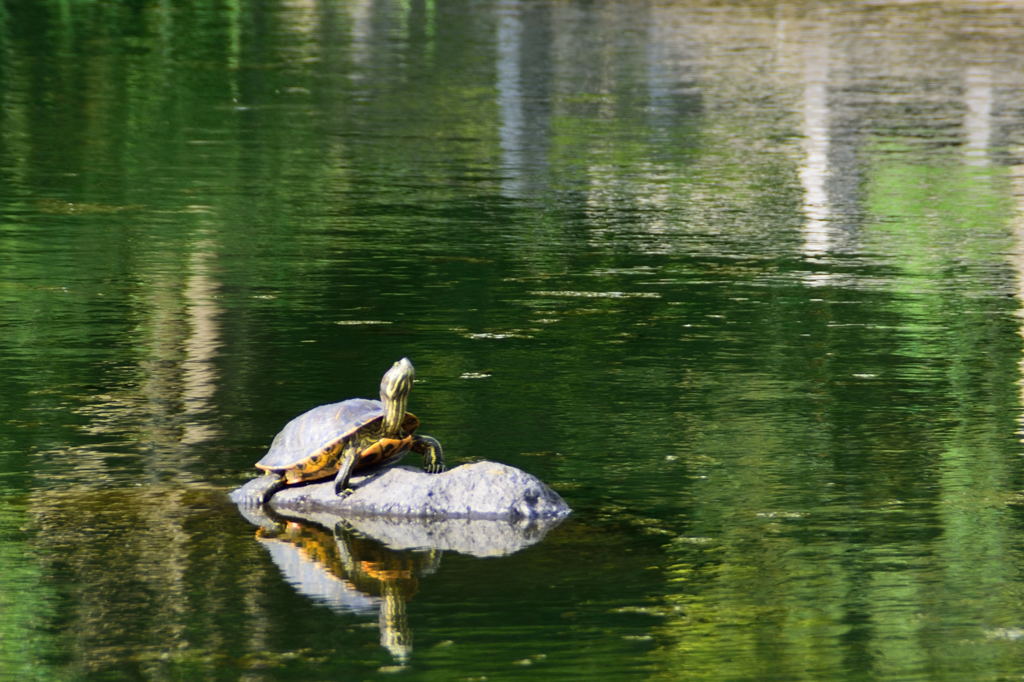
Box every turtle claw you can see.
[336,487,355,500]
[232,473,285,507]
[412,435,445,474]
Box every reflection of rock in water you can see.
[339,514,563,558]
[252,512,440,663]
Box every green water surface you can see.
[3,0,1024,679]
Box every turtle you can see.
[241,357,444,505]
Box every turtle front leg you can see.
[333,441,361,498]
[412,435,445,474]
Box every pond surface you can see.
[4,0,1024,679]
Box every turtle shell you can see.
[256,398,420,484]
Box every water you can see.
[3,0,1024,678]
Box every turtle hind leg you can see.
[412,435,444,474]
[237,473,286,506]
[333,443,360,498]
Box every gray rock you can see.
[230,460,572,557]
[230,460,572,522]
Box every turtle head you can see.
[380,357,415,435]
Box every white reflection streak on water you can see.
[799,33,832,270]
[180,239,223,445]
[964,66,992,168]
[347,0,374,72]
[496,3,525,198]
[998,62,1024,437]
[968,62,1024,440]
[1014,164,1024,441]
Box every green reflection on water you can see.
[0,500,61,680]
[645,143,1024,679]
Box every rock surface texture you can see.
[230,460,572,522]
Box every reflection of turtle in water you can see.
[241,358,444,504]
[253,512,440,663]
